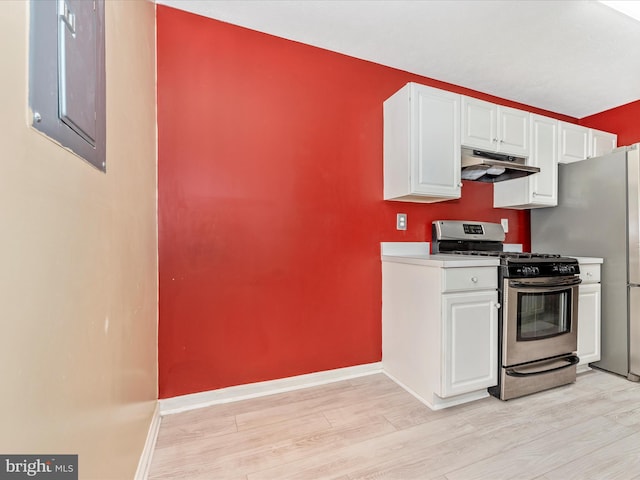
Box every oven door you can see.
[502,275,580,367]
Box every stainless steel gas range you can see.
[433,220,581,400]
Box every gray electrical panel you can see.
[29,0,106,172]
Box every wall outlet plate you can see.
[397,213,407,230]
[501,218,509,233]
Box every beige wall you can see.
[0,1,157,478]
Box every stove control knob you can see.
[521,266,539,276]
[558,264,576,274]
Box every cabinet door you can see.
[498,106,529,156]
[493,114,558,209]
[528,114,558,205]
[461,97,497,151]
[384,83,461,202]
[577,283,601,367]
[559,122,590,163]
[410,84,461,199]
[591,129,617,158]
[441,291,498,397]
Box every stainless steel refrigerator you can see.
[531,144,640,380]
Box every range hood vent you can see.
[461,148,540,183]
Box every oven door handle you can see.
[505,355,579,378]
[509,277,582,288]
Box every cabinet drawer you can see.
[443,267,497,292]
[579,264,601,284]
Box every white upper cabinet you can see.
[559,122,590,163]
[384,84,617,205]
[461,97,529,156]
[461,97,496,151]
[591,129,618,157]
[499,106,530,156]
[494,114,558,209]
[559,122,617,163]
[384,83,462,203]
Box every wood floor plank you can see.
[322,388,423,428]
[248,407,478,479]
[603,382,640,428]
[238,414,397,479]
[149,412,331,478]
[444,416,636,480]
[540,430,640,479]
[350,383,596,479]
[348,408,557,479]
[572,369,634,392]
[607,405,640,427]
[154,409,237,449]
[235,374,399,431]
[148,370,640,480]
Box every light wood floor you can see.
[148,369,640,479]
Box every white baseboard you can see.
[383,370,489,411]
[135,402,161,480]
[159,362,383,416]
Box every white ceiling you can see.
[156,0,640,118]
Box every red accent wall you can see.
[157,6,578,398]
[580,100,640,146]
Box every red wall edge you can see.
[580,100,640,147]
[157,6,582,398]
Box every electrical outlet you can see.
[397,213,407,230]
[501,218,509,233]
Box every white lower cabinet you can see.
[442,291,498,397]
[382,260,498,410]
[577,261,602,372]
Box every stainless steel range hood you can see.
[461,147,540,182]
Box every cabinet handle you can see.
[471,276,478,283]
[587,272,593,277]
[458,182,463,187]
[494,303,501,309]
[532,192,537,197]
[492,138,498,143]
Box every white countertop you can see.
[381,253,500,268]
[381,254,603,268]
[570,256,604,264]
